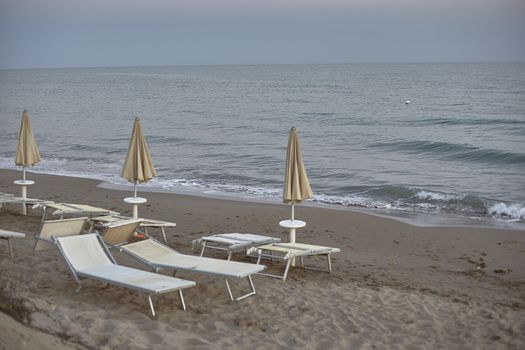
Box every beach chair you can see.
[100,220,266,301]
[0,229,26,258]
[33,202,119,222]
[247,243,340,281]
[54,234,195,317]
[0,192,48,213]
[33,217,89,251]
[89,214,176,244]
[193,233,281,260]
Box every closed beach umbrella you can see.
[15,110,41,180]
[283,127,313,221]
[121,117,157,198]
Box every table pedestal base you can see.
[14,180,34,215]
[279,219,306,267]
[123,197,147,219]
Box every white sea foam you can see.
[311,194,395,210]
[488,202,525,220]
[415,190,465,201]
[1,156,523,223]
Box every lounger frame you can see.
[248,245,337,281]
[35,203,118,222]
[53,234,192,317]
[196,233,281,260]
[118,237,259,302]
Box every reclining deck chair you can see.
[33,217,89,252]
[54,233,195,317]
[0,192,47,214]
[89,214,176,244]
[193,233,281,260]
[247,242,340,281]
[34,202,119,222]
[99,220,266,301]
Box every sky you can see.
[0,0,524,68]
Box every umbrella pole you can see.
[290,203,296,244]
[21,166,28,215]
[290,203,296,266]
[134,181,137,199]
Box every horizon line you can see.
[1,60,524,71]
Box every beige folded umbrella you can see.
[121,117,157,198]
[283,127,313,221]
[15,110,41,181]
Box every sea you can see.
[0,63,524,228]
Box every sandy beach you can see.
[1,169,524,349]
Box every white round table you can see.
[124,197,147,219]
[279,219,306,244]
[14,180,34,215]
[279,219,306,267]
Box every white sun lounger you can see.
[33,217,89,251]
[89,215,176,244]
[0,192,48,213]
[99,221,266,301]
[33,202,119,222]
[0,229,26,258]
[193,233,281,260]
[54,233,195,317]
[247,243,340,281]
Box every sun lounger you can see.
[33,217,89,251]
[54,233,195,317]
[100,221,266,301]
[89,215,176,244]
[247,243,340,281]
[0,192,48,213]
[33,202,119,222]
[193,233,281,260]
[0,229,26,258]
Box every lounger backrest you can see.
[101,219,142,245]
[55,234,113,271]
[126,239,175,258]
[34,217,88,251]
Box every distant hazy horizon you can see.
[1,0,523,69]
[1,61,525,71]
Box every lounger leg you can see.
[227,251,233,261]
[41,209,46,222]
[161,228,167,244]
[255,258,291,281]
[179,290,187,311]
[224,277,257,301]
[282,259,292,281]
[327,254,332,273]
[200,242,207,257]
[7,239,13,259]
[148,296,156,317]
[225,279,234,301]
[172,270,177,277]
[300,256,304,268]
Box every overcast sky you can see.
[0,0,523,69]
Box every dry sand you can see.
[1,169,524,349]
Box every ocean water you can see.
[0,64,524,225]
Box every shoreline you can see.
[1,168,524,348]
[2,168,524,231]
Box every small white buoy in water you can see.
[404,100,410,105]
